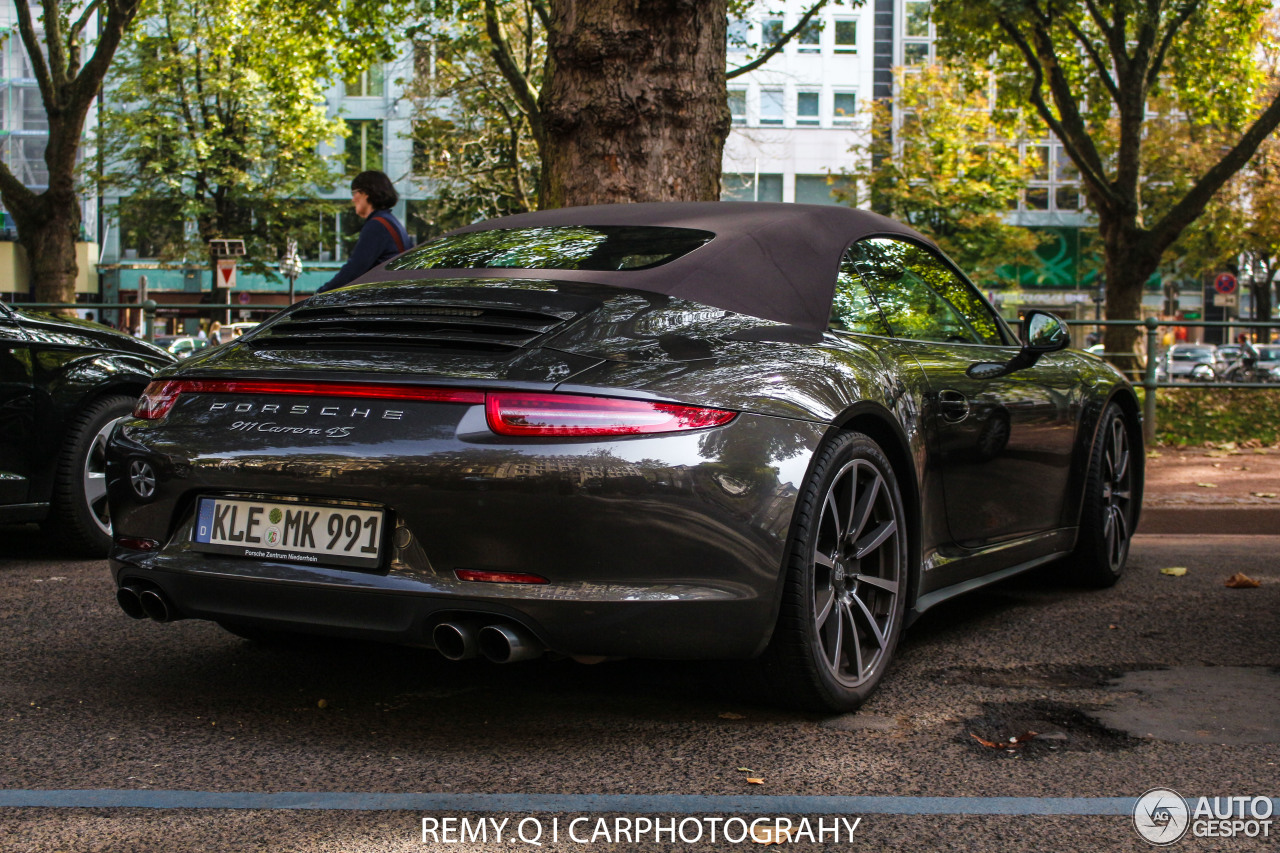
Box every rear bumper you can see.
[107,411,826,659]
[110,555,774,658]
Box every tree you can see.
[838,64,1043,283]
[933,0,1280,367]
[405,0,544,232]
[95,0,400,287]
[438,0,843,209]
[0,0,143,306]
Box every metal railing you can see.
[1066,317,1280,443]
[20,300,275,344]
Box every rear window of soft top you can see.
[385,225,714,273]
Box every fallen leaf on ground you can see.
[1218,441,1239,451]
[1146,450,1163,459]
[1253,492,1277,498]
[1108,624,1119,629]
[971,732,1038,749]
[746,778,765,785]
[1160,567,1188,577]
[1196,483,1218,488]
[736,768,755,773]
[1224,573,1261,589]
[719,712,745,720]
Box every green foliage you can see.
[839,65,1044,284]
[404,0,543,233]
[1153,388,1280,446]
[95,0,401,275]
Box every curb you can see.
[1139,507,1280,535]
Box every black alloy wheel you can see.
[1068,402,1136,587]
[761,431,908,711]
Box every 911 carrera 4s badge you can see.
[192,496,384,569]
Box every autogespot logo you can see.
[1134,788,1191,846]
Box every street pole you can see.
[281,240,302,304]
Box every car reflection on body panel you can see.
[106,202,1142,711]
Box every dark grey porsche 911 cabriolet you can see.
[106,203,1141,711]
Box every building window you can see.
[729,89,747,126]
[17,88,47,132]
[1025,188,1050,210]
[833,91,857,123]
[1054,146,1079,181]
[762,18,784,48]
[798,19,821,52]
[721,173,784,202]
[1055,186,1081,210]
[727,18,750,52]
[796,175,854,205]
[904,1,931,38]
[760,88,785,125]
[903,42,930,66]
[797,92,820,126]
[834,19,857,53]
[345,119,384,174]
[1027,145,1050,181]
[6,137,49,188]
[344,65,386,98]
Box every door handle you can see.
[938,389,970,423]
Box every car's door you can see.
[0,307,34,506]
[850,237,1080,549]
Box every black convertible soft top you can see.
[355,202,931,333]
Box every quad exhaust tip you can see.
[117,583,177,623]
[477,623,543,664]
[433,621,480,661]
[115,585,147,620]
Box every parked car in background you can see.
[225,322,259,338]
[107,202,1142,711]
[1158,344,1221,381]
[165,336,209,359]
[0,304,175,554]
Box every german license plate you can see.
[193,497,384,569]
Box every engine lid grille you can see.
[250,302,574,354]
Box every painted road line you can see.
[6,791,1268,815]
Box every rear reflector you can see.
[485,391,736,436]
[115,536,160,551]
[133,379,736,436]
[455,569,549,585]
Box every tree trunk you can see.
[540,0,730,207]
[4,188,81,308]
[1098,219,1160,380]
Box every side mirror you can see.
[967,310,1070,380]
[1021,310,1070,353]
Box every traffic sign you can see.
[216,258,237,289]
[1213,293,1237,308]
[1214,272,1237,295]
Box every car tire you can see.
[46,394,135,557]
[1066,402,1136,587]
[760,431,908,712]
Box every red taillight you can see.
[132,379,736,436]
[455,569,549,585]
[132,379,485,420]
[485,391,736,436]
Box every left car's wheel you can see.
[47,394,135,557]
[761,431,908,712]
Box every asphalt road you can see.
[1,525,1277,852]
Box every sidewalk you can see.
[1139,444,1280,535]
